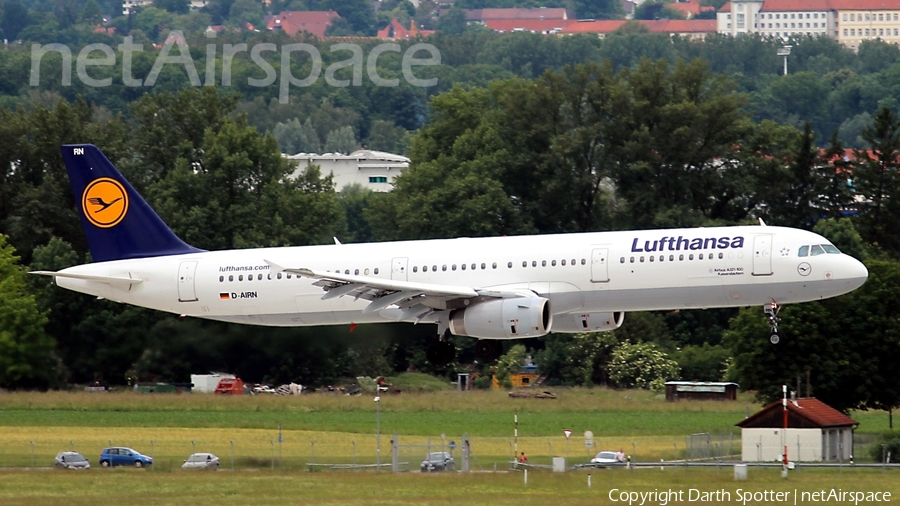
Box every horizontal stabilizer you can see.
[30,270,143,289]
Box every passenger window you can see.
[442,265,447,271]
[413,266,418,273]
[471,264,476,270]
[492,262,497,269]
[287,274,292,279]
[699,254,704,260]
[248,275,253,282]
[630,257,635,263]
[461,264,467,271]
[571,259,576,266]
[258,274,263,280]
[481,263,486,270]
[649,256,655,262]
[552,260,557,266]
[238,275,243,281]
[507,262,512,268]
[542,260,547,267]
[669,255,674,261]
[522,261,527,268]
[344,270,350,275]
[432,265,437,271]
[453,265,457,271]
[276,273,282,279]
[219,276,224,282]
[798,246,809,257]
[229,275,234,282]
[810,245,825,256]
[640,256,645,262]
[689,254,694,260]
[354,269,359,275]
[532,261,537,267]
[718,253,723,259]
[267,274,272,280]
[581,259,586,265]
[659,255,664,262]
[679,254,684,261]
[561,259,566,266]
[364,268,369,275]
[374,268,379,275]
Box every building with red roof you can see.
[669,0,716,19]
[266,11,341,38]
[483,19,570,34]
[561,19,717,39]
[737,397,857,462]
[463,7,573,23]
[377,19,435,39]
[717,0,900,49]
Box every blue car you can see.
[99,447,153,468]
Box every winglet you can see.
[333,237,342,245]
[758,218,767,226]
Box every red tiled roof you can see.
[560,19,716,34]
[760,0,832,11]
[464,7,572,21]
[484,19,570,33]
[719,1,732,11]
[266,11,340,38]
[829,0,900,8]
[377,18,435,39]
[737,398,858,429]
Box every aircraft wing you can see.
[264,260,525,320]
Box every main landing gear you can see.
[764,301,783,345]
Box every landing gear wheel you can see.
[475,340,503,362]
[426,341,455,365]
[769,332,782,345]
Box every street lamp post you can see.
[375,395,381,472]
[777,45,792,75]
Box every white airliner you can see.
[34,145,868,362]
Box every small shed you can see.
[665,381,738,401]
[737,397,858,462]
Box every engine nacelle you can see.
[449,297,551,339]
[550,312,624,333]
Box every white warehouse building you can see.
[286,150,409,192]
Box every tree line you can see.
[1,43,900,416]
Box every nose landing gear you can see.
[764,301,782,345]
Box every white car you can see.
[55,451,90,469]
[182,452,220,469]
[590,451,625,466]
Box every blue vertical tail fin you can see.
[61,144,204,262]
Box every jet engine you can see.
[550,312,624,333]
[449,297,551,339]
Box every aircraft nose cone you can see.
[845,256,868,290]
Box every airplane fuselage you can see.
[54,225,868,333]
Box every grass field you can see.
[1,388,897,504]
[0,467,897,506]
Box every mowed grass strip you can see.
[0,426,699,469]
[0,467,897,506]
[0,389,757,436]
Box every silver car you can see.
[55,451,90,469]
[182,452,219,469]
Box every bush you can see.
[868,431,900,463]
[608,341,679,390]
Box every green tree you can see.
[534,331,619,386]
[494,344,526,389]
[324,125,358,154]
[0,235,56,389]
[854,105,900,256]
[80,0,104,24]
[675,343,730,382]
[436,6,466,34]
[155,0,190,14]
[1,0,32,40]
[228,0,264,28]
[608,341,680,391]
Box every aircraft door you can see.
[177,260,199,302]
[752,235,773,276]
[591,248,609,283]
[392,257,408,281]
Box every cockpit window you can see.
[822,244,841,254]
[810,245,825,256]
[798,246,809,257]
